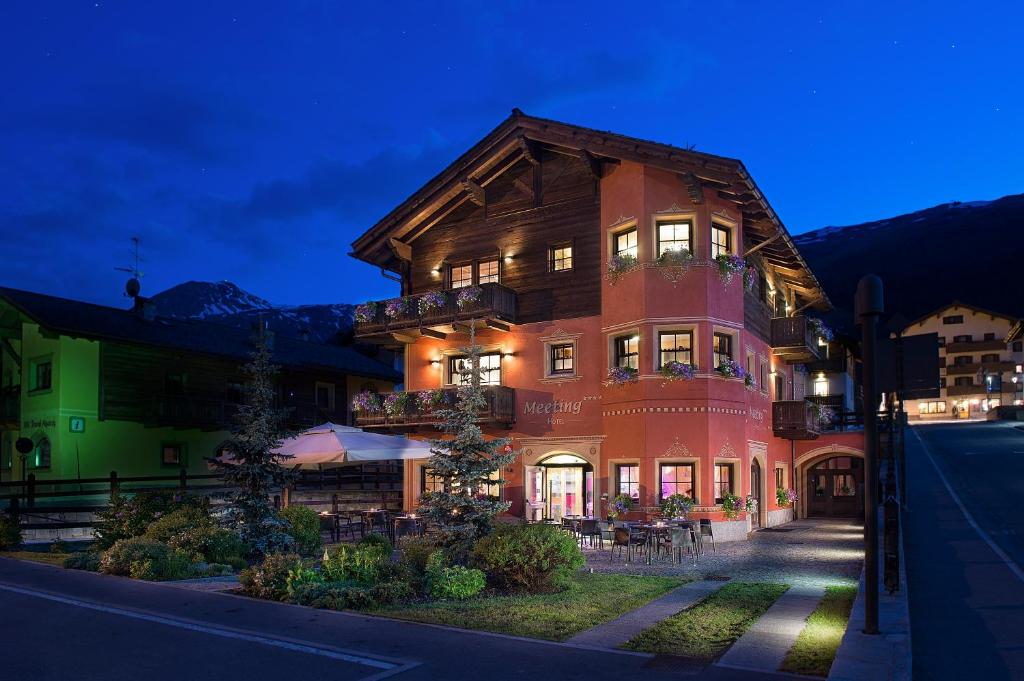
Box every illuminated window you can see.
[421,467,444,495]
[550,343,574,375]
[450,264,473,289]
[550,244,573,271]
[813,374,829,396]
[449,353,501,386]
[713,332,733,368]
[657,220,691,255]
[714,463,734,504]
[711,224,732,258]
[659,331,692,367]
[918,401,947,414]
[616,464,640,499]
[660,463,695,502]
[614,335,639,370]
[478,259,499,284]
[613,228,638,259]
[161,443,184,467]
[760,362,769,390]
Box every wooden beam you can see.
[518,136,540,165]
[387,238,412,262]
[512,176,534,200]
[390,332,419,344]
[462,178,485,207]
[485,319,510,332]
[678,172,704,204]
[420,327,448,340]
[744,233,782,257]
[580,149,604,179]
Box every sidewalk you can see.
[716,585,824,674]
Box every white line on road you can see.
[0,581,412,676]
[912,428,1024,584]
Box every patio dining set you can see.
[552,516,715,565]
[318,508,426,545]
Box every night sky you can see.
[3,2,1022,308]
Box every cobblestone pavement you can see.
[582,519,864,588]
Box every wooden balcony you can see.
[354,386,516,429]
[946,361,1016,376]
[946,339,1006,354]
[354,283,517,342]
[946,384,983,397]
[772,399,821,440]
[0,385,19,427]
[770,316,823,364]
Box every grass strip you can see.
[0,551,71,567]
[780,585,857,676]
[623,581,789,660]
[370,572,684,641]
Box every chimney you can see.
[132,295,157,321]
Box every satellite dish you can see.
[125,277,141,298]
[15,437,33,454]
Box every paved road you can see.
[905,422,1024,680]
[0,557,797,681]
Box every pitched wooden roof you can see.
[899,300,1019,332]
[351,109,829,309]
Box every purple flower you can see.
[384,298,409,319]
[607,366,639,385]
[660,361,697,381]
[456,286,482,309]
[418,291,447,315]
[354,302,378,323]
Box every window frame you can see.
[30,437,52,470]
[549,342,575,376]
[447,352,502,386]
[314,381,336,412]
[611,225,639,259]
[774,466,786,491]
[477,258,500,285]
[160,442,186,468]
[448,262,473,289]
[615,463,640,500]
[549,243,573,272]
[28,355,53,393]
[657,329,694,368]
[711,222,733,259]
[712,331,735,369]
[659,462,697,503]
[942,315,964,325]
[655,219,692,256]
[613,334,640,370]
[714,462,735,504]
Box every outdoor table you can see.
[318,511,340,543]
[362,510,391,540]
[393,515,424,541]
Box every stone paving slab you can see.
[158,575,241,592]
[567,579,725,648]
[716,584,824,672]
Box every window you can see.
[774,373,786,400]
[918,401,947,414]
[656,220,691,255]
[315,382,335,411]
[478,259,499,284]
[813,374,829,396]
[943,315,964,325]
[29,358,52,392]
[939,377,947,388]
[613,227,638,259]
[659,463,695,502]
[421,467,444,495]
[953,334,972,343]
[450,264,473,289]
[984,332,996,341]
[953,355,973,366]
[759,362,769,390]
[550,343,574,375]
[774,467,785,491]
[713,332,733,368]
[658,331,692,367]
[616,464,640,499]
[31,437,51,469]
[954,376,973,387]
[711,224,732,258]
[981,353,1000,364]
[550,244,573,271]
[448,353,501,386]
[938,336,946,347]
[714,463,734,503]
[614,335,639,370]
[745,352,755,381]
[161,443,184,467]
[1013,341,1023,352]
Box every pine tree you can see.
[418,325,517,554]
[209,323,295,555]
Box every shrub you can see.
[49,539,70,554]
[63,552,101,571]
[280,505,322,557]
[286,565,324,597]
[321,543,389,585]
[94,491,187,550]
[238,552,303,601]
[471,522,584,594]
[425,551,485,600]
[99,538,193,581]
[358,532,393,556]
[142,506,247,566]
[397,534,438,590]
[290,580,414,610]
[192,562,234,578]
[142,506,212,545]
[0,515,22,550]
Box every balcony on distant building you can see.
[770,315,824,364]
[353,386,516,429]
[772,399,821,440]
[354,283,517,342]
[945,339,1007,354]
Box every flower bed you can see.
[352,390,382,413]
[607,253,638,280]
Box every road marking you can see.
[0,581,411,676]
[912,428,1024,584]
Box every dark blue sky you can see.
[2,1,1022,307]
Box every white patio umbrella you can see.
[271,422,435,469]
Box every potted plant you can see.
[660,360,697,381]
[743,266,758,293]
[383,392,409,418]
[351,390,382,412]
[810,402,836,427]
[714,358,745,379]
[608,494,634,520]
[714,253,746,285]
[417,389,445,412]
[354,302,378,324]
[659,493,694,519]
[656,248,693,268]
[776,487,798,507]
[456,285,482,309]
[744,494,758,515]
[607,253,638,279]
[606,366,639,385]
[384,298,409,320]
[721,492,742,520]
[418,291,447,316]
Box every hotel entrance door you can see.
[524,454,594,522]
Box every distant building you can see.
[897,302,1019,420]
[0,286,400,483]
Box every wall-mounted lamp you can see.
[429,359,441,367]
[503,254,514,264]
[501,351,515,359]
[430,268,441,277]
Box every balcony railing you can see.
[945,361,1015,376]
[770,315,823,364]
[353,386,516,429]
[354,283,517,339]
[945,339,1006,354]
[772,399,821,440]
[0,385,19,424]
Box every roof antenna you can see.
[115,236,145,299]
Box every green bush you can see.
[471,522,584,593]
[238,552,302,601]
[280,506,322,557]
[425,551,485,600]
[94,491,193,550]
[397,534,438,590]
[286,565,324,597]
[99,538,193,581]
[0,515,21,550]
[290,580,414,610]
[142,506,211,544]
[63,552,101,571]
[321,543,389,585]
[141,506,247,566]
[49,539,70,554]
[358,532,393,556]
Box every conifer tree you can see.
[418,325,517,554]
[209,323,295,555]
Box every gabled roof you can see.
[899,300,1018,333]
[0,287,401,383]
[350,108,829,309]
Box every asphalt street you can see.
[0,556,798,681]
[905,421,1024,680]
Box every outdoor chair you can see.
[561,517,580,538]
[394,517,420,542]
[318,513,338,543]
[600,521,615,545]
[579,518,603,549]
[669,526,698,564]
[610,527,632,562]
[699,518,716,553]
[628,526,649,561]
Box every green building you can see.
[0,287,400,484]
